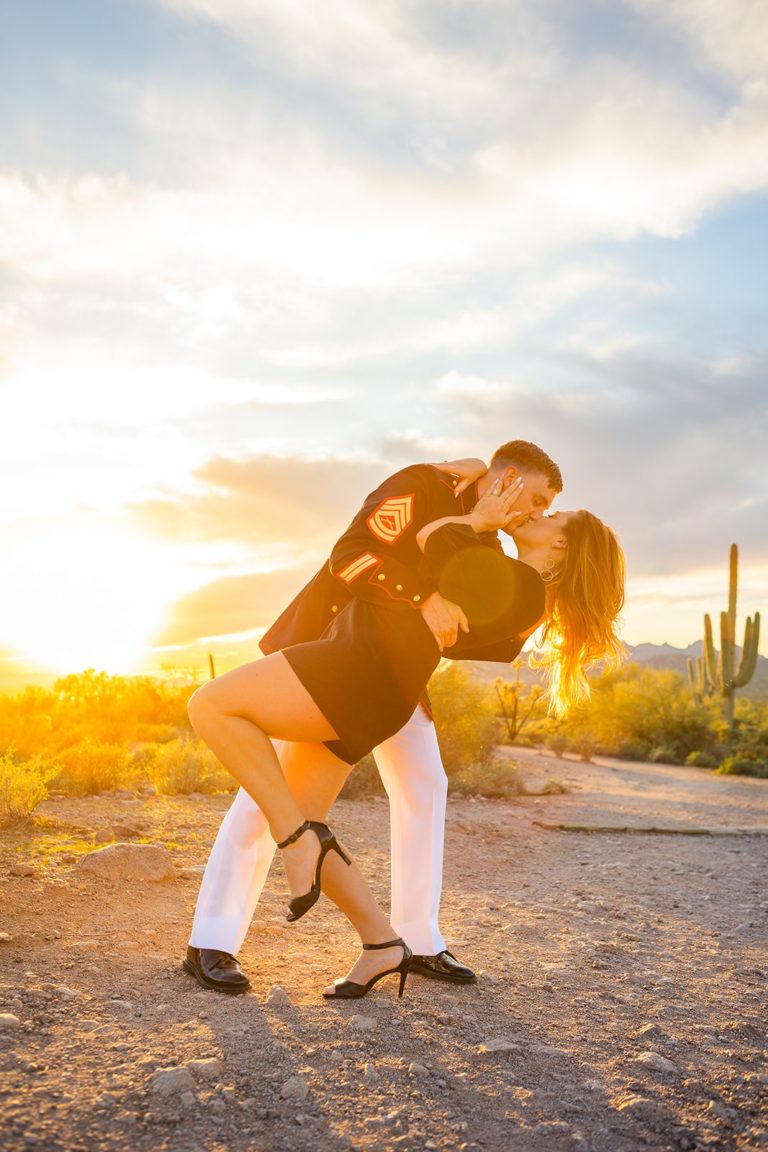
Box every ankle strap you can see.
[362,937,404,951]
[277,820,311,849]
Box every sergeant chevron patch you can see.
[367,494,415,543]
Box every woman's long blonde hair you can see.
[533,510,626,715]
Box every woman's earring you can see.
[540,557,557,583]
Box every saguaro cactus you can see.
[690,544,761,727]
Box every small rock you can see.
[280,1075,309,1101]
[635,1050,678,1075]
[409,1062,429,1077]
[180,1090,197,1110]
[636,1023,667,1041]
[77,843,174,882]
[56,987,77,1000]
[0,1014,21,1030]
[348,1015,375,1032]
[149,1067,195,1097]
[709,1101,738,1123]
[9,864,35,877]
[97,1091,117,1107]
[265,985,292,1009]
[477,1038,519,1054]
[118,941,139,951]
[362,1063,379,1082]
[210,1097,226,1115]
[188,1057,224,1081]
[615,1094,662,1117]
[0,932,12,943]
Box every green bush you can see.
[429,663,500,777]
[144,738,234,795]
[547,734,568,758]
[614,740,651,761]
[716,755,768,779]
[342,754,386,800]
[649,745,679,765]
[0,750,57,825]
[51,739,135,796]
[685,750,718,769]
[449,758,524,799]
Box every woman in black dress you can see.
[188,485,624,999]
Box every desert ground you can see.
[1,750,766,1152]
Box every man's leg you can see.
[185,742,289,992]
[188,785,277,954]
[373,706,476,983]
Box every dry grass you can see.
[0,750,57,826]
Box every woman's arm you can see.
[430,457,488,496]
[415,476,524,551]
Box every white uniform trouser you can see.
[189,705,447,957]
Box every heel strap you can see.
[363,937,404,951]
[277,820,311,849]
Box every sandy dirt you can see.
[1,751,766,1152]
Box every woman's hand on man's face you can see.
[469,476,526,533]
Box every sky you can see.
[1,0,767,688]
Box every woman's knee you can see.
[187,682,219,738]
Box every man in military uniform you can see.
[183,440,563,993]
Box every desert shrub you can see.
[614,740,651,761]
[716,755,768,779]
[449,759,524,799]
[144,738,234,795]
[649,745,679,765]
[428,663,500,776]
[0,750,57,825]
[50,739,135,796]
[574,731,597,762]
[341,754,386,800]
[685,750,718,769]
[547,734,568,758]
[525,665,725,765]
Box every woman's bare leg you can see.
[188,655,404,986]
[280,743,407,993]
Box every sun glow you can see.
[2,521,185,678]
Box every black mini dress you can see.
[281,525,545,764]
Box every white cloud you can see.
[630,0,768,83]
[156,0,552,121]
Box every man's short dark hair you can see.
[490,440,563,493]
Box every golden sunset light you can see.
[2,9,767,1148]
[1,0,766,693]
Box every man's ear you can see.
[501,466,520,487]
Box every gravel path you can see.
[1,753,766,1152]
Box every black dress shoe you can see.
[182,946,251,994]
[410,950,477,984]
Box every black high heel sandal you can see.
[278,820,351,923]
[323,937,412,1000]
